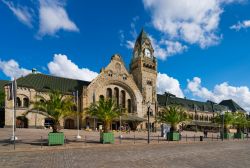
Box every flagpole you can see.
[76,90,81,139]
[11,79,17,141]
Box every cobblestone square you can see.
[0,128,250,168]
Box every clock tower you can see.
[130,29,157,108]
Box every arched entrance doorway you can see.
[16,116,28,128]
[65,119,75,129]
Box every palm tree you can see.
[214,112,235,133]
[158,105,189,132]
[233,112,248,133]
[86,98,121,133]
[26,90,75,133]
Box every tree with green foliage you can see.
[214,112,235,133]
[233,112,248,133]
[0,91,5,108]
[25,90,75,132]
[158,105,189,132]
[85,98,121,133]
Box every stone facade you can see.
[3,29,236,130]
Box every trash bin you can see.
[200,136,203,141]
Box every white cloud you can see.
[187,77,250,111]
[2,0,33,27]
[230,20,250,31]
[0,59,31,80]
[38,0,79,37]
[125,40,135,49]
[143,0,243,48]
[149,36,188,60]
[48,54,98,81]
[157,72,184,98]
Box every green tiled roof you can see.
[157,93,228,112]
[219,99,245,112]
[15,73,90,94]
[0,80,9,91]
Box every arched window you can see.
[195,114,198,120]
[199,115,203,121]
[99,95,104,101]
[127,99,132,113]
[23,97,29,108]
[106,88,112,99]
[121,90,126,108]
[206,116,209,121]
[114,87,119,105]
[16,97,22,107]
[189,114,193,120]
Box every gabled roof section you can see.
[157,93,228,112]
[15,73,90,94]
[0,80,9,91]
[219,99,246,112]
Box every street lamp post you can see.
[221,111,225,141]
[119,104,122,140]
[76,90,81,139]
[147,101,151,144]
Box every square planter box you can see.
[221,133,234,139]
[167,132,180,141]
[234,132,246,139]
[48,132,64,146]
[100,132,114,144]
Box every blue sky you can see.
[0,0,250,111]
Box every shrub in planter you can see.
[86,98,121,144]
[25,91,75,146]
[157,105,189,141]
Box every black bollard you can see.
[41,136,43,148]
[85,136,87,146]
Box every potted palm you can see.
[86,98,120,144]
[214,112,235,139]
[158,105,188,141]
[26,90,75,145]
[233,112,248,139]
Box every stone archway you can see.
[65,119,75,129]
[103,80,140,113]
[16,116,28,128]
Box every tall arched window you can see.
[23,97,29,108]
[114,87,119,105]
[99,95,104,101]
[16,97,22,107]
[106,88,112,99]
[121,90,126,108]
[127,99,132,113]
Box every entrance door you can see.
[65,119,75,129]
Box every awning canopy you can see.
[187,121,219,127]
[114,115,146,122]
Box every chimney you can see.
[32,68,37,74]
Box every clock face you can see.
[145,48,151,58]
